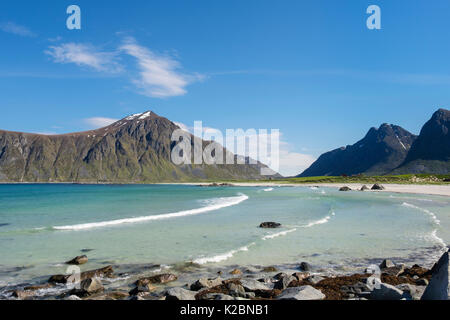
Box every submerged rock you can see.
[66,255,88,265]
[262,266,278,272]
[421,250,450,300]
[276,286,325,300]
[259,222,281,228]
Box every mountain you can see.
[298,124,417,177]
[0,111,275,183]
[392,108,450,174]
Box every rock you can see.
[360,185,370,191]
[274,275,296,290]
[66,255,88,265]
[226,282,246,298]
[23,283,53,291]
[12,290,34,299]
[371,184,385,190]
[129,295,145,300]
[369,283,405,300]
[382,265,405,277]
[229,269,242,275]
[165,287,197,301]
[416,278,429,286]
[380,259,395,269]
[202,293,234,300]
[129,284,156,296]
[276,286,325,300]
[259,222,281,228]
[262,266,278,272]
[105,291,129,300]
[273,272,288,280]
[190,277,223,291]
[240,279,272,291]
[339,186,352,191]
[299,262,312,272]
[306,275,324,285]
[135,273,177,286]
[396,284,421,300]
[292,272,310,281]
[49,265,114,284]
[65,295,82,300]
[71,277,104,297]
[421,250,450,300]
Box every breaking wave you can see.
[401,202,440,225]
[52,194,249,231]
[192,243,255,264]
[262,228,297,240]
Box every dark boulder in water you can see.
[66,255,88,265]
[259,222,281,228]
[339,186,352,191]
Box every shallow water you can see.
[0,184,449,289]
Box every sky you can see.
[1,0,450,176]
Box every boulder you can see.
[165,287,197,301]
[226,282,246,298]
[306,275,325,285]
[135,273,177,286]
[339,186,352,191]
[299,262,312,272]
[12,290,34,299]
[202,293,234,300]
[369,283,405,300]
[71,277,104,297]
[292,272,310,281]
[49,265,114,284]
[276,286,325,300]
[421,250,449,300]
[259,222,281,228]
[274,275,296,290]
[129,284,156,296]
[371,184,385,190]
[240,279,272,291]
[190,277,223,291]
[360,185,370,191]
[379,259,395,269]
[66,255,88,265]
[229,269,242,275]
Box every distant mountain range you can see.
[0,111,273,183]
[299,108,450,177]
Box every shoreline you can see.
[1,247,447,300]
[1,181,449,196]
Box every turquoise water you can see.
[0,184,449,288]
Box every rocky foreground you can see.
[6,249,449,301]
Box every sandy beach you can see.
[163,183,450,197]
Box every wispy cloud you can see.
[0,21,35,37]
[120,38,203,98]
[84,117,119,128]
[45,43,122,73]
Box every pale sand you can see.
[163,182,450,197]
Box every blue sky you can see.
[1,0,450,175]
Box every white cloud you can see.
[120,38,203,98]
[0,22,35,37]
[84,117,119,128]
[45,43,122,73]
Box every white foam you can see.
[310,187,318,190]
[193,243,255,264]
[263,188,274,192]
[303,216,331,228]
[53,194,249,231]
[402,202,440,225]
[430,229,447,249]
[262,228,297,240]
